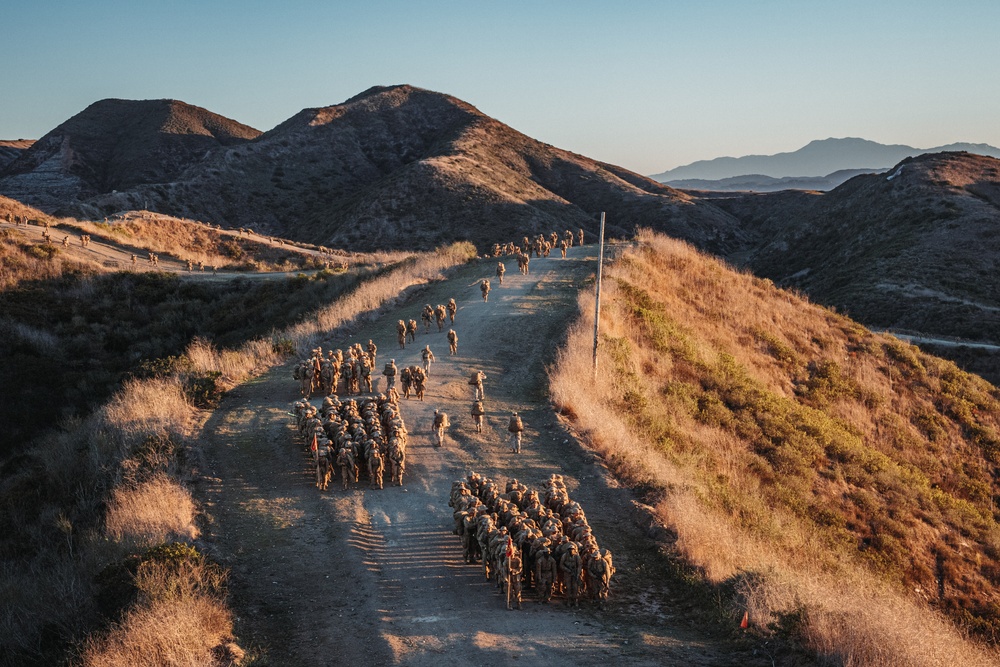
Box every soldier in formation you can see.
[449,472,614,609]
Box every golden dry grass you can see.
[104,475,199,547]
[550,230,1000,666]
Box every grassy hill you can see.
[551,230,1000,664]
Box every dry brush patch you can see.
[550,230,1000,666]
[0,241,476,665]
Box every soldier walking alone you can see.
[480,279,491,302]
[471,400,485,433]
[433,409,450,448]
[447,329,458,355]
[421,344,435,375]
[507,411,524,453]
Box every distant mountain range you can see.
[0,86,742,253]
[652,137,1000,186]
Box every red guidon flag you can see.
[506,537,514,560]
[311,433,318,452]
[740,611,749,629]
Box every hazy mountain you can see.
[36,86,744,253]
[0,99,260,208]
[667,168,878,193]
[709,151,1000,357]
[653,137,1000,182]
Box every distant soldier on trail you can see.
[366,339,377,366]
[400,366,413,399]
[447,298,457,324]
[407,318,418,343]
[421,344,435,375]
[422,304,434,333]
[435,304,447,332]
[383,359,398,392]
[496,261,506,285]
[433,409,450,448]
[507,411,524,453]
[397,320,407,349]
[577,228,585,246]
[469,370,487,400]
[564,229,574,249]
[480,279,490,302]
[447,329,458,355]
[412,365,427,400]
[559,239,568,258]
[471,400,485,433]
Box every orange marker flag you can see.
[740,611,749,629]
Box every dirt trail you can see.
[197,246,765,666]
[1,220,321,280]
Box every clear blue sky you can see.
[3,0,998,174]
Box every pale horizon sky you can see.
[2,0,998,175]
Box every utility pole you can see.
[592,212,606,379]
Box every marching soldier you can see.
[407,318,418,343]
[447,329,458,355]
[383,359,398,392]
[469,370,486,400]
[435,304,447,331]
[433,409,450,448]
[507,411,524,453]
[577,228,585,246]
[421,344,435,375]
[422,304,434,333]
[535,548,557,603]
[480,279,490,302]
[366,339,377,366]
[496,261,505,285]
[471,400,485,433]
[396,320,407,349]
[447,298,457,323]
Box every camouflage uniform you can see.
[496,262,505,284]
[480,279,490,302]
[447,298,457,323]
[421,345,435,375]
[433,410,450,447]
[383,360,398,392]
[535,548,557,603]
[407,319,418,343]
[507,412,523,453]
[447,329,458,355]
[471,400,485,433]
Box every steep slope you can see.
[653,137,1000,182]
[712,152,1000,349]
[552,231,1000,659]
[0,139,34,171]
[63,86,744,253]
[0,99,260,208]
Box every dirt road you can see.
[197,246,765,666]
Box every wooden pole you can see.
[593,212,606,379]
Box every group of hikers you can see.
[449,471,614,609]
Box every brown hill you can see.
[710,152,1000,355]
[0,139,34,171]
[48,86,744,253]
[0,99,260,208]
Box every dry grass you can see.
[79,595,234,667]
[104,475,199,548]
[550,230,1000,666]
[0,240,475,664]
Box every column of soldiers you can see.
[488,228,585,270]
[398,299,458,350]
[292,393,407,492]
[449,471,615,610]
[293,342,380,400]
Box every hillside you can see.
[9,86,744,254]
[0,139,34,171]
[653,137,1000,182]
[552,231,1000,663]
[708,153,1000,361]
[667,168,878,193]
[0,99,260,208]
